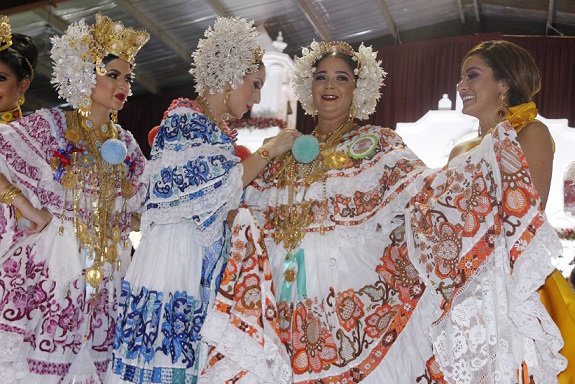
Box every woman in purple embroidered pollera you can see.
[0,14,149,382]
[0,14,38,255]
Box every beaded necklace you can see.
[52,110,134,292]
[195,95,219,126]
[195,95,237,142]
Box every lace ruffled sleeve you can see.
[0,109,66,212]
[404,121,565,383]
[140,99,243,244]
[118,126,147,214]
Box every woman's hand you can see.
[226,209,239,228]
[22,206,52,235]
[241,128,302,187]
[131,213,142,232]
[263,128,301,158]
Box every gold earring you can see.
[111,110,118,123]
[96,58,107,76]
[224,89,231,105]
[495,93,507,123]
[349,104,355,119]
[18,94,25,106]
[78,95,92,117]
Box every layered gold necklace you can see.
[267,118,355,253]
[52,110,134,291]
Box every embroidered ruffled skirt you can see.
[0,220,131,383]
[109,220,228,383]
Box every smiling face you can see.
[457,54,509,127]
[312,56,356,125]
[89,58,134,117]
[0,60,30,113]
[226,65,266,119]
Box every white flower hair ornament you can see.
[293,41,387,120]
[190,16,265,95]
[50,14,149,109]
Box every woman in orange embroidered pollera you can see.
[451,40,574,384]
[200,39,569,384]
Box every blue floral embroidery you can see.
[114,280,163,363]
[209,154,235,175]
[160,168,173,184]
[201,234,227,305]
[159,291,203,368]
[184,159,210,187]
[164,115,180,142]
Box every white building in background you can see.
[396,93,575,276]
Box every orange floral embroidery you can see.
[278,301,292,343]
[234,273,262,319]
[432,222,463,279]
[335,289,365,332]
[378,244,420,301]
[364,304,399,338]
[503,187,530,218]
[352,190,380,216]
[454,173,493,237]
[291,304,338,374]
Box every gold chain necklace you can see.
[56,110,131,291]
[270,118,356,252]
[195,95,219,125]
[313,117,352,143]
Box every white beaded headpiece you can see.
[293,41,387,120]
[0,15,13,52]
[190,16,264,95]
[50,14,149,109]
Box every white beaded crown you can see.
[293,40,387,120]
[190,17,264,95]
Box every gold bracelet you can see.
[256,147,273,163]
[0,185,23,206]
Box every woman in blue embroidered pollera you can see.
[109,17,299,383]
[451,40,574,383]
[0,14,38,255]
